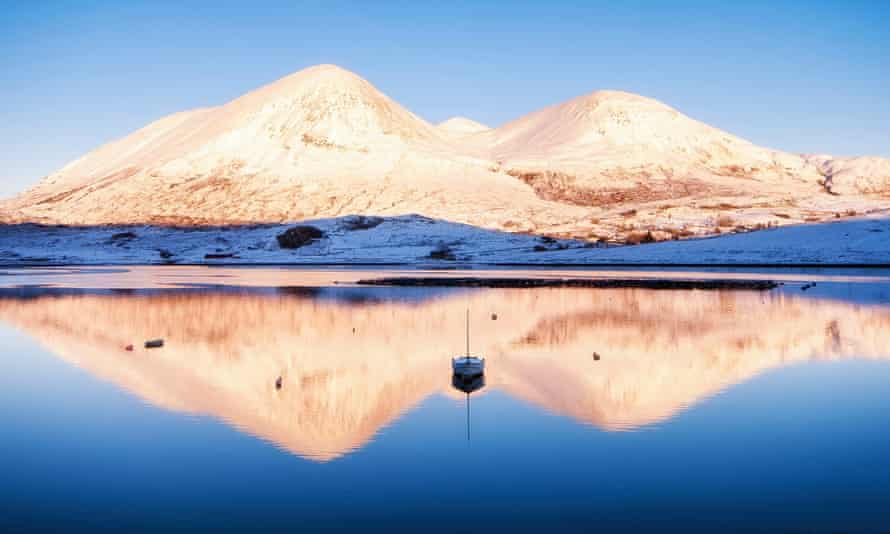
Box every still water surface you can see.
[1,267,889,531]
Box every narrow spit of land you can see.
[355,277,779,290]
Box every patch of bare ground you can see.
[341,215,383,230]
[300,134,364,152]
[713,165,765,179]
[625,230,657,245]
[716,213,735,228]
[35,167,141,206]
[142,215,262,226]
[34,184,90,206]
[506,169,738,207]
[701,202,743,210]
[668,227,696,240]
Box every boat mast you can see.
[466,308,470,357]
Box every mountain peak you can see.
[490,88,722,166]
[232,63,383,107]
[302,63,358,75]
[436,116,490,134]
[278,63,370,88]
[206,63,442,151]
[563,89,676,116]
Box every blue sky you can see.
[1,0,888,198]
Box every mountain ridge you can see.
[2,63,888,241]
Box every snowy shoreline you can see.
[1,213,888,267]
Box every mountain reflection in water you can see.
[1,287,888,461]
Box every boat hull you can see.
[452,356,485,377]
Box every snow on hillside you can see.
[0,215,564,265]
[486,89,816,208]
[3,63,888,243]
[543,215,890,265]
[1,214,887,266]
[804,155,890,196]
[436,117,491,134]
[1,64,590,235]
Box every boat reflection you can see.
[452,373,486,395]
[2,286,890,461]
[452,373,485,442]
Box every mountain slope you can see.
[490,91,796,170]
[2,64,888,242]
[486,90,827,207]
[3,65,579,230]
[805,155,890,196]
[44,65,447,185]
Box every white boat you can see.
[452,355,485,377]
[452,309,485,377]
[451,314,486,442]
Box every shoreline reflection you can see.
[2,287,889,460]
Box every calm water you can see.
[2,267,890,532]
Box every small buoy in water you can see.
[593,352,601,361]
[144,339,164,349]
[275,376,283,390]
[124,344,134,352]
[491,313,498,320]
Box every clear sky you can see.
[1,0,888,198]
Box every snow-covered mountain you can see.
[2,64,888,242]
[488,90,811,181]
[2,65,571,231]
[436,116,491,135]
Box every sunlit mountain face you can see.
[3,64,888,241]
[1,286,888,461]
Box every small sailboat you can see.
[452,309,485,378]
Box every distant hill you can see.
[436,116,491,134]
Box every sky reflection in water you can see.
[1,270,889,531]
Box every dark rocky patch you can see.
[277,225,325,249]
[357,277,779,291]
[625,231,657,245]
[428,243,456,260]
[342,215,384,231]
[534,235,572,252]
[110,231,137,241]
